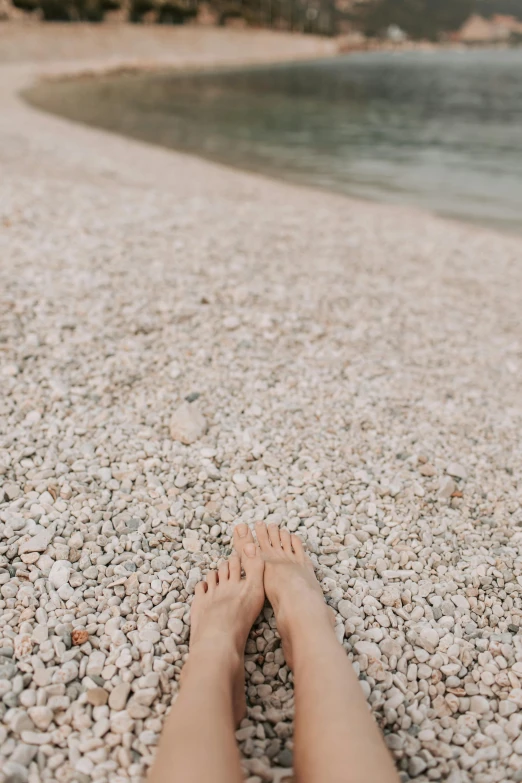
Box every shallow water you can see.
[25,49,522,232]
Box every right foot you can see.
[234,522,332,667]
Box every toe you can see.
[240,542,264,582]
[229,553,241,582]
[234,523,255,555]
[267,523,282,550]
[280,528,293,555]
[194,581,207,597]
[206,570,218,592]
[291,534,306,561]
[218,560,230,582]
[255,521,272,553]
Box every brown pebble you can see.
[86,687,108,706]
[72,629,89,646]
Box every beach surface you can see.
[1,24,522,783]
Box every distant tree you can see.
[13,0,120,19]
[354,0,475,40]
[129,0,197,22]
[12,0,39,11]
[476,0,522,19]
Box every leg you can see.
[235,522,400,783]
[148,547,265,783]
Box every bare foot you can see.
[188,548,264,724]
[234,522,332,668]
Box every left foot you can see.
[187,546,265,723]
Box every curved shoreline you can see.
[19,38,522,237]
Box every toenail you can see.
[236,523,248,537]
[255,520,263,525]
[244,543,256,558]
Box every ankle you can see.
[189,636,242,675]
[275,594,333,648]
[276,582,329,622]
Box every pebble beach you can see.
[1,23,522,783]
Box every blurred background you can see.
[2,0,522,39]
[1,4,522,783]
[3,1,522,233]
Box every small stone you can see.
[417,627,439,654]
[75,758,94,776]
[53,661,78,684]
[161,526,179,541]
[380,587,401,607]
[169,361,182,379]
[438,476,456,500]
[86,651,106,678]
[10,744,36,767]
[23,410,41,426]
[20,552,40,565]
[127,698,151,719]
[27,707,53,731]
[18,526,54,554]
[441,663,461,677]
[277,749,293,768]
[86,687,108,706]
[168,618,184,636]
[57,583,74,600]
[169,402,207,444]
[408,756,428,776]
[182,536,202,553]
[133,687,157,707]
[2,762,28,783]
[223,315,240,330]
[337,600,362,620]
[33,669,52,687]
[380,638,402,657]
[2,362,19,376]
[499,699,517,717]
[108,682,131,711]
[508,689,522,708]
[71,629,89,646]
[446,463,467,480]
[111,710,134,734]
[20,731,52,745]
[14,634,33,659]
[48,560,71,589]
[354,641,381,659]
[93,718,111,738]
[469,695,490,715]
[10,711,35,734]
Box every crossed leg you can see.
[149,523,399,783]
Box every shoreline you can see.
[1,24,522,783]
[20,39,522,239]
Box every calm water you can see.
[26,50,522,232]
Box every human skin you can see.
[148,522,400,783]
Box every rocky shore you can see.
[1,24,522,783]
